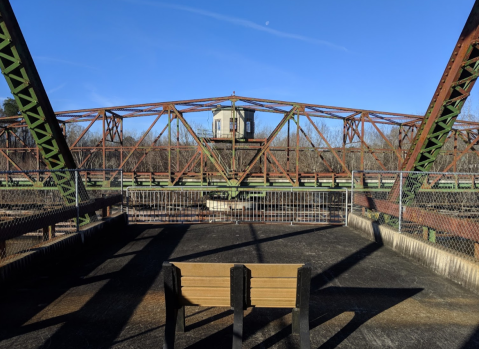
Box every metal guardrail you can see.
[351,170,479,261]
[126,187,348,225]
[0,169,123,260]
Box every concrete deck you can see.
[1,224,478,348]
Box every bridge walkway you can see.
[0,224,478,348]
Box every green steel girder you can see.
[0,1,93,224]
[396,1,479,205]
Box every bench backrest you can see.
[171,262,304,308]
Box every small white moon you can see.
[266,21,269,26]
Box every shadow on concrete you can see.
[311,287,423,349]
[169,225,330,262]
[0,224,189,348]
[0,223,436,348]
[180,229,421,349]
[462,325,479,349]
[0,223,148,342]
[35,224,189,348]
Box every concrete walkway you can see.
[0,224,478,348]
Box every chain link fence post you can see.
[398,171,403,233]
[351,171,354,215]
[120,169,124,213]
[345,188,348,226]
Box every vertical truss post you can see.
[296,112,300,186]
[287,119,290,172]
[176,115,179,172]
[398,125,403,170]
[342,119,347,169]
[168,109,172,185]
[232,100,236,174]
[102,110,106,181]
[0,1,94,224]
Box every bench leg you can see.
[176,305,185,333]
[231,264,245,349]
[296,265,311,349]
[163,262,180,349]
[292,308,300,335]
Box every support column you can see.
[102,111,106,181]
[287,119,290,172]
[231,264,246,349]
[42,225,55,241]
[296,113,300,186]
[168,110,172,185]
[232,101,236,175]
[398,126,403,170]
[176,116,179,173]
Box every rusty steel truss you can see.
[1,96,478,190]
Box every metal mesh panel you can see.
[352,171,479,262]
[0,169,123,261]
[127,188,347,225]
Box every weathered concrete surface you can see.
[348,213,479,296]
[1,223,479,348]
[0,213,128,285]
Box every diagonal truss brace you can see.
[0,1,94,224]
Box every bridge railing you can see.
[351,170,479,261]
[0,169,123,260]
[126,187,348,225]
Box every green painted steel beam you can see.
[0,1,93,225]
[398,2,479,205]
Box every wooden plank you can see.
[181,276,229,287]
[251,298,296,308]
[181,287,229,298]
[245,264,303,278]
[172,262,234,277]
[172,262,303,278]
[179,296,230,307]
[251,288,296,299]
[251,278,297,289]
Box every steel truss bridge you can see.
[0,96,478,190]
[0,0,478,197]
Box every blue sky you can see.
[1,0,478,129]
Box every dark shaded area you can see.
[462,325,479,349]
[1,223,478,349]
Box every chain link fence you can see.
[351,171,479,261]
[127,188,348,225]
[0,169,123,260]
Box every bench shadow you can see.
[462,325,479,349]
[311,286,423,348]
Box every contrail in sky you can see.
[126,0,348,52]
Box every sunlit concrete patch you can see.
[23,280,109,325]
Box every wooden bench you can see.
[162,262,311,349]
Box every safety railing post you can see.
[120,169,124,212]
[399,171,403,233]
[126,187,129,218]
[350,171,354,215]
[75,170,79,232]
[345,188,348,226]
